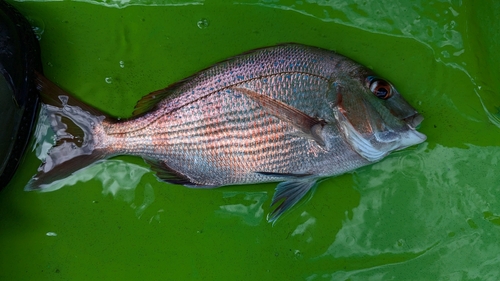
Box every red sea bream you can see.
[28,44,426,222]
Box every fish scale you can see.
[107,96,352,187]
[97,48,372,185]
[30,43,426,222]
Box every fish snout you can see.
[396,114,427,150]
[403,113,424,129]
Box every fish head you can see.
[333,71,426,162]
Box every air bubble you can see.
[105,77,113,84]
[197,18,209,29]
[119,61,125,68]
[46,232,57,237]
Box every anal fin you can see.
[143,158,217,188]
[144,158,194,186]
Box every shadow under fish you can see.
[0,0,42,189]
[28,44,426,222]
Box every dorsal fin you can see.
[132,88,173,116]
[232,87,327,146]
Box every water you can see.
[1,0,500,280]
[197,18,209,29]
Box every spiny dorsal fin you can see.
[232,87,326,146]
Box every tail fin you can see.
[26,73,114,190]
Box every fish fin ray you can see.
[35,71,111,120]
[268,179,318,223]
[133,88,174,116]
[144,158,210,187]
[232,87,326,146]
[144,158,192,185]
[27,73,114,190]
[26,149,107,190]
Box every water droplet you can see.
[294,250,303,260]
[46,232,57,237]
[28,17,45,40]
[105,77,113,84]
[197,18,209,29]
[119,61,125,68]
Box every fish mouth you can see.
[397,112,426,150]
[403,113,424,129]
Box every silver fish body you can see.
[31,44,426,221]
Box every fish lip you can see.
[403,113,424,129]
[395,113,426,151]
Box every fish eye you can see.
[369,79,392,100]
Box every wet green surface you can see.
[1,0,500,280]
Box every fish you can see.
[28,43,426,222]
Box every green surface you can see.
[1,0,500,280]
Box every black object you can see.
[0,0,42,189]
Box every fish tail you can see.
[26,72,114,190]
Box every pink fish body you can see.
[29,44,426,221]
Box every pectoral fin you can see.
[232,87,326,147]
[268,179,318,223]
